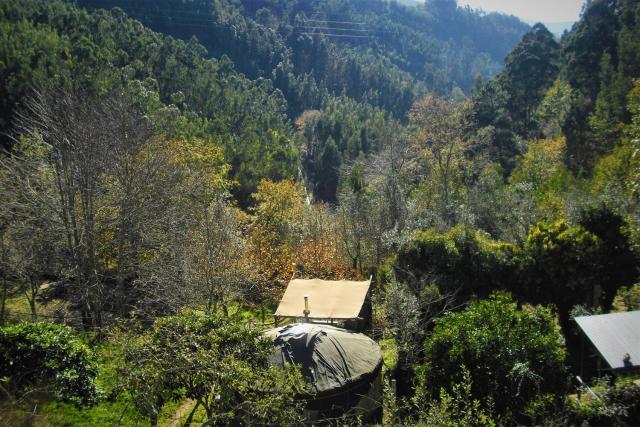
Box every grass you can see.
[37,396,186,426]
[3,289,34,321]
[2,283,68,323]
[40,397,144,426]
[228,302,279,327]
[16,334,188,426]
[0,321,189,427]
[175,401,208,426]
[379,337,398,372]
[175,300,280,328]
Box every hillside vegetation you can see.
[1,0,639,425]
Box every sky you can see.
[457,0,585,23]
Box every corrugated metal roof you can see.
[274,278,371,320]
[575,311,640,370]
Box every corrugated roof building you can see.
[574,311,640,374]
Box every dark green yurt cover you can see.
[266,323,383,424]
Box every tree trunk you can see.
[81,309,93,330]
[222,299,228,317]
[26,280,38,320]
[184,401,201,426]
[207,291,215,314]
[0,278,8,325]
[28,297,37,320]
[201,404,214,426]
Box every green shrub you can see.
[578,205,639,311]
[520,220,601,320]
[394,225,519,299]
[120,311,303,426]
[0,321,98,405]
[417,293,568,424]
[393,219,637,333]
[417,367,497,427]
[569,380,640,425]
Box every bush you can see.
[120,311,303,426]
[416,367,497,427]
[417,293,568,424]
[393,225,518,299]
[0,321,98,406]
[569,380,640,425]
[578,205,638,311]
[520,220,601,321]
[393,219,637,333]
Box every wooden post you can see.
[580,333,584,378]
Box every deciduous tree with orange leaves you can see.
[248,179,304,317]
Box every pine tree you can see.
[503,24,561,138]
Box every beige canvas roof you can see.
[274,278,371,320]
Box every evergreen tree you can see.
[503,24,560,138]
[588,52,628,153]
[316,137,341,203]
[562,0,620,101]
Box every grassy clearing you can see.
[2,284,69,323]
[40,397,143,426]
[173,401,208,426]
[3,289,34,321]
[37,396,185,426]
[12,333,187,426]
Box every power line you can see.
[303,19,367,25]
[297,33,373,39]
[77,3,382,40]
[293,30,383,37]
[79,3,369,27]
[79,3,376,31]
[295,26,372,32]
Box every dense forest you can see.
[1,0,640,425]
[75,0,529,114]
[0,0,530,203]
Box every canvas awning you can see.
[575,311,640,370]
[274,278,371,320]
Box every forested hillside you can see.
[0,0,530,203]
[76,0,529,118]
[1,0,640,425]
[0,0,300,204]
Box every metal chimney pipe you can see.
[303,295,310,322]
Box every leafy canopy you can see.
[0,322,99,406]
[418,293,568,423]
[120,311,303,425]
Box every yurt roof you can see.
[266,323,382,394]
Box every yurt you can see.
[266,323,383,425]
